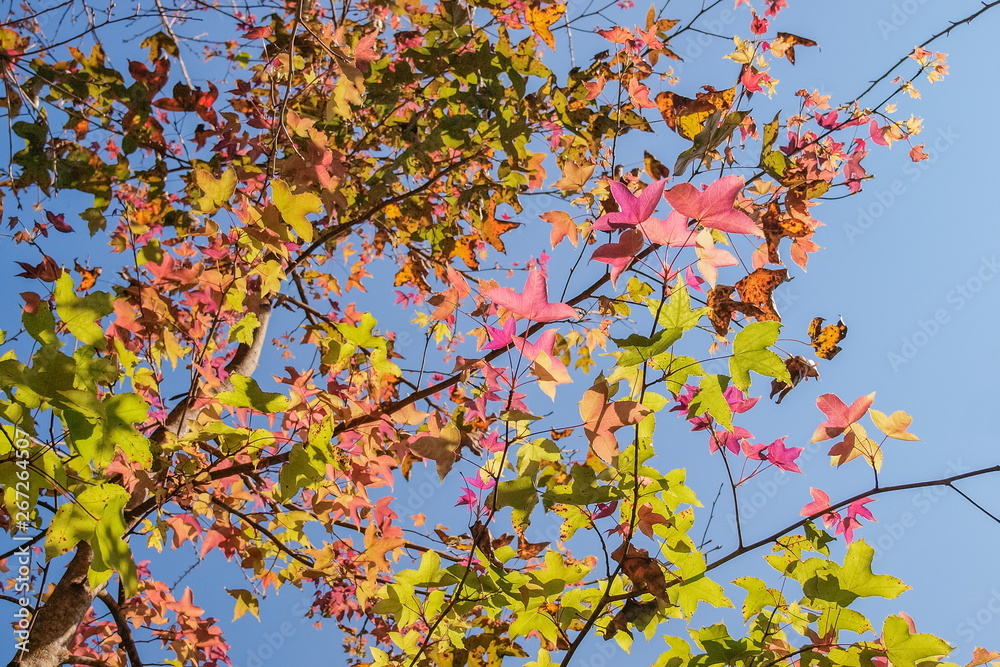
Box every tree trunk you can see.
[8,543,100,667]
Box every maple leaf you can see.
[193,168,236,214]
[811,392,875,443]
[552,160,595,192]
[735,268,789,322]
[46,211,73,233]
[762,437,803,473]
[636,503,669,538]
[483,269,576,322]
[611,542,669,600]
[968,647,1000,667]
[706,284,763,336]
[580,378,650,464]
[665,175,763,237]
[695,230,738,286]
[808,317,848,360]
[626,77,657,109]
[656,87,735,140]
[513,329,572,399]
[770,356,820,403]
[770,32,818,65]
[829,423,883,470]
[593,179,666,231]
[542,210,578,248]
[525,0,566,50]
[408,421,463,480]
[638,210,696,247]
[596,26,637,44]
[801,488,840,529]
[480,317,516,351]
[592,227,644,286]
[644,151,670,180]
[870,409,919,441]
[909,143,929,162]
[272,178,323,242]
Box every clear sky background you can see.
[3,1,1000,665]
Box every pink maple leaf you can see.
[513,329,572,398]
[811,392,876,443]
[638,210,697,247]
[836,499,876,543]
[480,431,505,453]
[695,230,737,286]
[709,426,753,454]
[847,497,876,522]
[456,485,479,507]
[844,140,868,193]
[484,269,576,322]
[480,317,516,351]
[724,386,760,413]
[592,227,644,285]
[463,474,496,491]
[801,488,840,528]
[765,436,803,473]
[741,439,768,460]
[593,179,666,231]
[869,119,890,146]
[685,266,705,292]
[665,175,763,237]
[836,515,862,543]
[626,78,657,109]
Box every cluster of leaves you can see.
[0,1,997,667]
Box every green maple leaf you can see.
[729,321,791,391]
[272,178,322,243]
[509,608,560,644]
[650,278,707,331]
[46,483,137,596]
[217,374,289,413]
[54,273,114,348]
[883,615,952,667]
[673,573,731,618]
[687,374,732,430]
[62,391,152,468]
[800,540,910,605]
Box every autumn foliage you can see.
[0,1,998,667]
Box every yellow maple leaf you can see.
[552,160,595,192]
[829,423,883,471]
[525,0,567,50]
[869,409,920,441]
[272,178,323,243]
[193,168,236,213]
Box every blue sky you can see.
[4,0,1000,665]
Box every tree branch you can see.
[59,657,113,667]
[95,592,143,667]
[209,497,316,568]
[706,464,1000,574]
